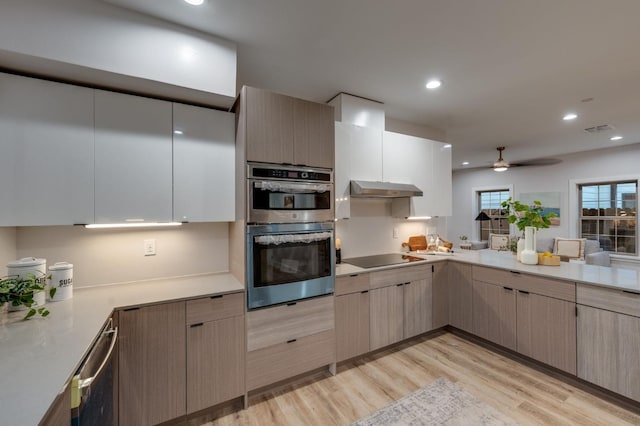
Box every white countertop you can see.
[0,273,243,426]
[337,250,640,293]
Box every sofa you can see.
[536,237,610,266]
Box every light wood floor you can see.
[193,332,640,425]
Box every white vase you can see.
[516,238,525,261]
[521,226,538,265]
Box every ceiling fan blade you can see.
[512,158,563,167]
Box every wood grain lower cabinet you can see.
[577,304,640,402]
[39,383,70,426]
[516,291,576,374]
[448,262,473,332]
[187,316,245,413]
[118,301,186,426]
[432,262,449,329]
[404,278,433,339]
[370,284,404,350]
[472,280,517,351]
[335,290,370,362]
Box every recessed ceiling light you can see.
[610,135,623,141]
[425,79,442,90]
[462,161,469,165]
[174,130,184,135]
[443,144,452,149]
[563,113,578,121]
[184,0,204,5]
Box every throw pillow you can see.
[489,234,510,251]
[554,238,587,259]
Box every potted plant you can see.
[501,197,556,262]
[0,274,56,321]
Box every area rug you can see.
[352,377,518,426]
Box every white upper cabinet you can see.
[94,90,173,223]
[382,131,452,218]
[334,122,383,219]
[0,73,94,226]
[173,104,235,222]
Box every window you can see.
[579,180,637,255]
[478,190,510,241]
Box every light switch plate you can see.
[144,239,156,256]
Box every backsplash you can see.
[0,227,17,271]
[12,223,229,287]
[335,199,447,258]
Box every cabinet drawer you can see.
[247,296,334,351]
[370,264,431,290]
[335,273,370,296]
[577,284,640,317]
[472,266,513,286]
[246,330,335,391]
[516,273,575,302]
[186,292,244,325]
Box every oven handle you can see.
[254,181,331,193]
[254,231,332,246]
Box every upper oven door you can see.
[248,179,334,224]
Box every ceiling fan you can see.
[491,146,562,172]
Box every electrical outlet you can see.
[393,227,398,239]
[144,239,156,256]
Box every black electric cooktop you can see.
[342,253,424,269]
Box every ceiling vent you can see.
[584,124,614,133]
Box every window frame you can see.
[472,185,513,241]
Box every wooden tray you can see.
[407,235,427,251]
[538,254,561,266]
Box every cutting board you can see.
[407,235,427,251]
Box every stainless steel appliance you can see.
[71,317,118,426]
[247,163,333,224]
[343,253,424,269]
[247,222,334,310]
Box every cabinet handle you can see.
[397,283,404,287]
[122,307,140,312]
[361,290,369,294]
[190,323,204,328]
[622,290,640,296]
[286,339,297,344]
[518,290,529,295]
[349,274,359,277]
[210,295,223,299]
[575,306,578,317]
[503,287,514,291]
[287,302,297,306]
[432,265,435,273]
[510,271,521,275]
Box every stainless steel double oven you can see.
[246,163,335,310]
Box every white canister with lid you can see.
[6,257,47,309]
[49,262,73,301]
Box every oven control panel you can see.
[249,163,332,182]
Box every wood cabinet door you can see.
[516,291,576,374]
[0,73,94,226]
[293,98,334,169]
[173,103,235,222]
[95,90,173,223]
[119,302,186,425]
[245,87,294,164]
[370,285,404,350]
[404,278,433,338]
[187,316,245,413]
[448,262,473,332]
[472,280,516,351]
[335,291,370,362]
[432,262,449,329]
[577,305,640,402]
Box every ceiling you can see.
[102,0,640,169]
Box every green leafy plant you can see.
[459,235,468,241]
[0,273,56,320]
[507,236,519,253]
[500,197,557,232]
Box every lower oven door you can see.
[247,222,335,310]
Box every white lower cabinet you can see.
[0,73,94,226]
[95,90,173,223]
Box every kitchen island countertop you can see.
[0,272,243,426]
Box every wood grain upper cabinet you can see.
[242,86,334,168]
[448,262,473,332]
[118,301,186,426]
[186,293,245,414]
[95,90,173,223]
[472,280,517,351]
[173,104,235,222]
[432,262,449,329]
[370,284,404,350]
[0,73,94,226]
[516,291,576,374]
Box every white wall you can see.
[14,223,229,288]
[386,117,446,142]
[448,143,640,253]
[0,0,236,105]
[335,199,447,258]
[0,227,17,273]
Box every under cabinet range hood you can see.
[350,180,423,198]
